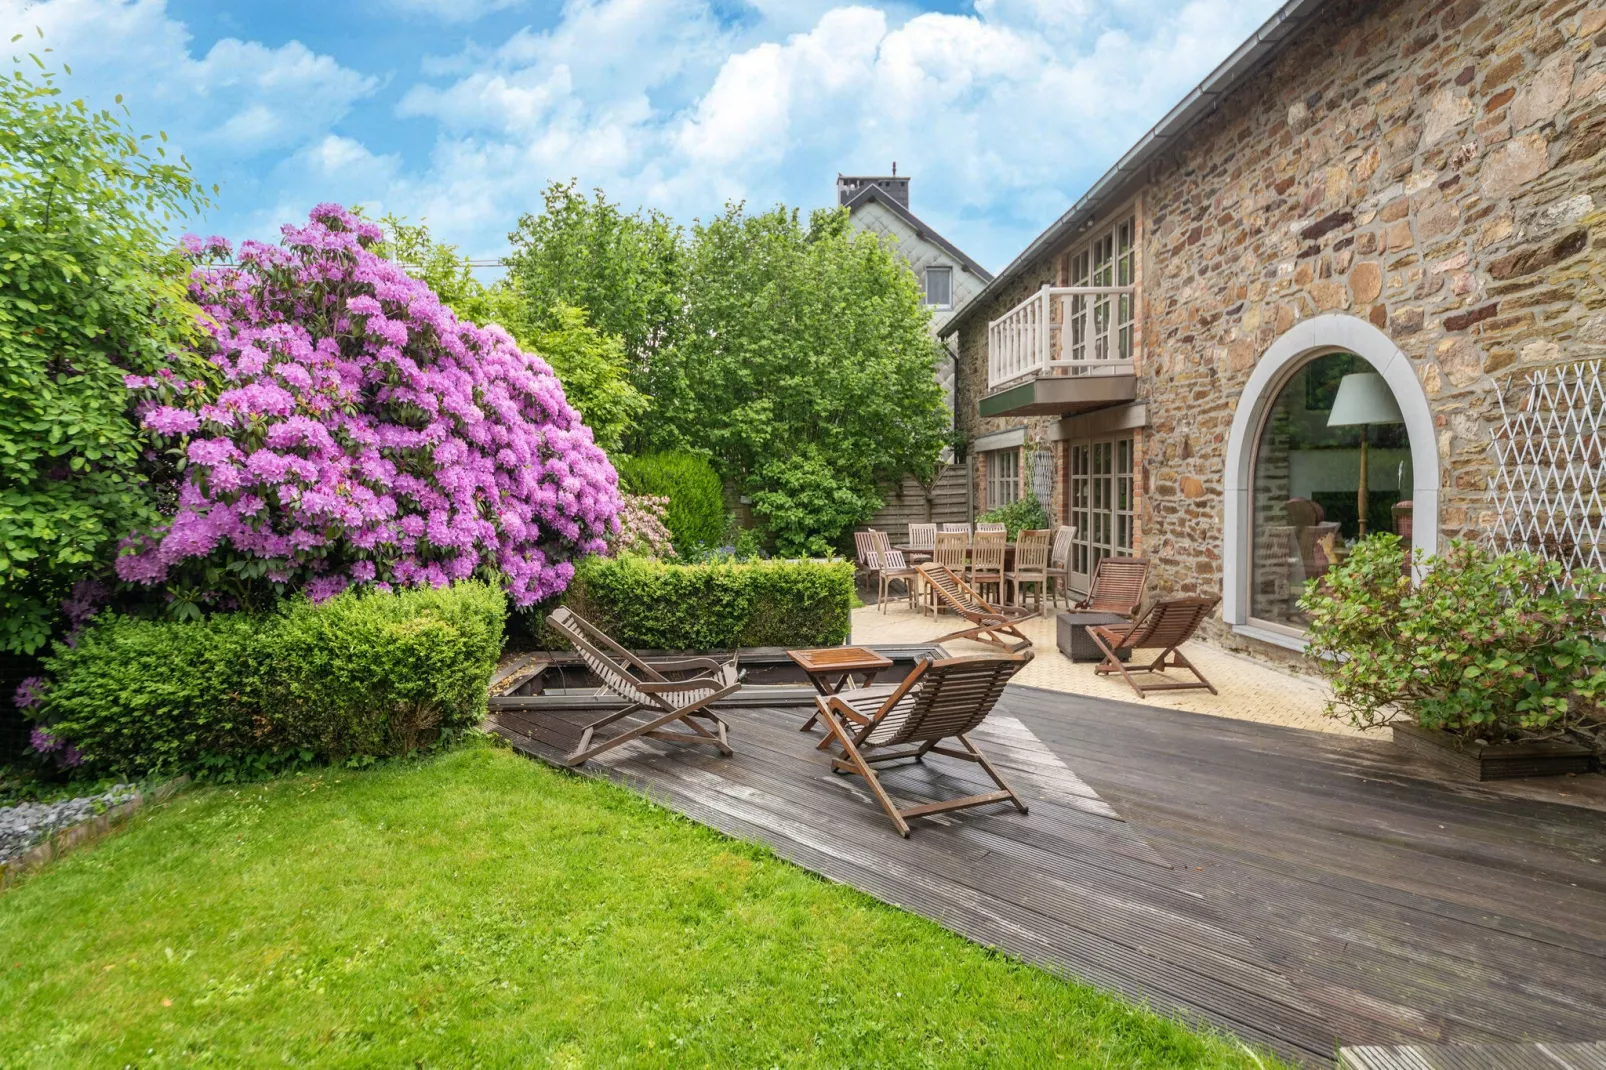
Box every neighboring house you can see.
[941,0,1605,660]
[839,171,994,539]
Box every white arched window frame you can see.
[1222,314,1441,651]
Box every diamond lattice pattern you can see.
[1488,361,1606,575]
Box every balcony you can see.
[982,285,1137,418]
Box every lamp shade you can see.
[1327,371,1403,427]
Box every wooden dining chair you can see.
[1047,526,1078,608]
[868,550,921,613]
[1007,528,1052,613]
[941,522,973,539]
[968,529,1008,605]
[906,522,937,563]
[976,522,1007,534]
[928,531,969,616]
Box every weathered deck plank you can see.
[491,682,1606,1067]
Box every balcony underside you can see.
[979,373,1136,418]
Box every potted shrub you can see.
[1300,536,1604,780]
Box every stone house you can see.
[840,172,994,538]
[940,0,1605,659]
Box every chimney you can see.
[836,169,910,209]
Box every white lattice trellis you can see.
[1487,361,1606,574]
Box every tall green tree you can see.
[502,181,683,386]
[379,217,646,456]
[657,205,950,556]
[0,41,212,653]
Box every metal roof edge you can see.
[940,0,1331,338]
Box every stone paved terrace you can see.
[850,600,1362,737]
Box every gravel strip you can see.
[0,786,139,865]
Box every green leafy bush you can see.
[618,451,728,555]
[1300,536,1606,745]
[558,556,852,650]
[976,497,1052,539]
[34,582,504,777]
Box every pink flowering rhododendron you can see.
[118,204,621,606]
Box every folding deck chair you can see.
[546,607,740,767]
[1073,556,1150,619]
[813,653,1033,836]
[1088,595,1222,698]
[918,562,1034,653]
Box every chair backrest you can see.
[933,530,968,571]
[854,530,877,568]
[941,522,973,538]
[907,522,937,551]
[976,522,1007,533]
[918,562,995,619]
[872,549,909,571]
[1114,595,1221,652]
[546,607,659,708]
[867,653,1031,747]
[1086,556,1150,616]
[1050,525,1076,569]
[971,530,1006,573]
[869,529,893,555]
[1014,529,1051,572]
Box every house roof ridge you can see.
[940,0,1332,338]
[843,183,995,283]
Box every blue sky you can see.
[4,0,1284,271]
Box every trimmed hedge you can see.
[617,451,728,556]
[37,582,504,778]
[559,556,853,650]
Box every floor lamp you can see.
[1326,371,1404,537]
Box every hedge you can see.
[617,451,728,556]
[37,582,504,778]
[557,556,853,650]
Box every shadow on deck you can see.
[491,684,1606,1068]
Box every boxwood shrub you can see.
[36,581,504,778]
[617,451,729,556]
[558,556,853,650]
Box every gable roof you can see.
[842,183,995,283]
[939,0,1332,339]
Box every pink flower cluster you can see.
[118,204,621,606]
[611,494,675,558]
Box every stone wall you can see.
[952,0,1606,643]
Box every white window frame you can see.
[1065,215,1135,367]
[984,447,1020,509]
[923,265,953,309]
[1065,435,1135,592]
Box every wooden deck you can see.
[492,684,1606,1067]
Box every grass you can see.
[0,741,1280,1068]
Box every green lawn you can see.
[0,742,1280,1068]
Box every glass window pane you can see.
[1250,353,1413,629]
[923,266,952,307]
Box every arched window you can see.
[1249,352,1412,631]
[1223,315,1440,648]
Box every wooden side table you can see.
[790,646,893,736]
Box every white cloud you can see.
[382,0,526,21]
[1,0,1286,267]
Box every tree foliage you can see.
[0,42,213,653]
[654,206,950,555]
[617,450,728,556]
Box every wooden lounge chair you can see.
[814,653,1033,836]
[918,562,1034,653]
[1088,595,1222,698]
[1074,556,1150,618]
[546,607,739,766]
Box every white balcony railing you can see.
[987,285,1137,390]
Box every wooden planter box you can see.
[1392,723,1595,781]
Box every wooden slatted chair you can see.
[917,562,1034,652]
[1073,556,1150,618]
[905,522,937,563]
[814,653,1033,836]
[1088,595,1222,698]
[868,550,920,613]
[976,522,1007,533]
[969,529,1008,603]
[1007,528,1052,613]
[546,607,739,767]
[941,522,973,539]
[1047,525,1078,608]
[926,531,970,616]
